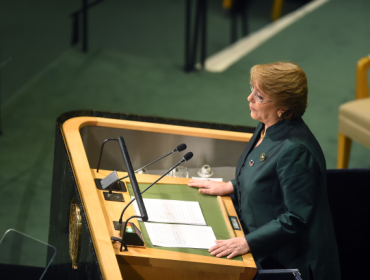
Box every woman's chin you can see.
[250,112,258,120]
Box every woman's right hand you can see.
[188,180,234,196]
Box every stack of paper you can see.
[132,198,206,225]
[132,198,217,249]
[144,223,217,249]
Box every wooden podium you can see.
[47,111,256,280]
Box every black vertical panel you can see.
[44,124,102,280]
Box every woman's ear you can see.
[277,110,284,118]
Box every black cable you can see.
[96,138,118,172]
[118,160,183,224]
[117,151,193,224]
[119,215,142,251]
[115,152,193,251]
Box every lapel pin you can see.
[249,160,255,166]
[260,153,266,162]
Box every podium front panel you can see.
[48,111,256,280]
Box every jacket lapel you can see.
[236,122,262,176]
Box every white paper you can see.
[191,177,223,182]
[132,198,206,225]
[145,222,217,249]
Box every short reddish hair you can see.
[250,62,308,120]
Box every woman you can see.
[189,62,341,280]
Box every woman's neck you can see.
[264,118,281,132]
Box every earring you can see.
[278,112,282,118]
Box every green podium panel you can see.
[127,183,243,261]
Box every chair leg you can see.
[337,132,352,169]
[271,0,284,21]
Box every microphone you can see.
[175,143,187,152]
[97,141,187,173]
[116,152,193,250]
[100,143,187,195]
[182,152,193,162]
[132,143,187,175]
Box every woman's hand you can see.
[188,180,234,196]
[209,237,250,259]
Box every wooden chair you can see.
[337,55,370,168]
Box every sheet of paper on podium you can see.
[144,222,217,249]
[132,198,206,225]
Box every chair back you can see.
[355,56,370,99]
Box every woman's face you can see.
[248,81,280,126]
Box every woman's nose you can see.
[247,92,254,102]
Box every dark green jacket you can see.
[232,118,341,280]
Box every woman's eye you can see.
[257,94,264,100]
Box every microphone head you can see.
[176,143,187,152]
[183,152,193,161]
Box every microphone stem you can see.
[135,150,175,173]
[118,159,184,224]
[113,150,175,182]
